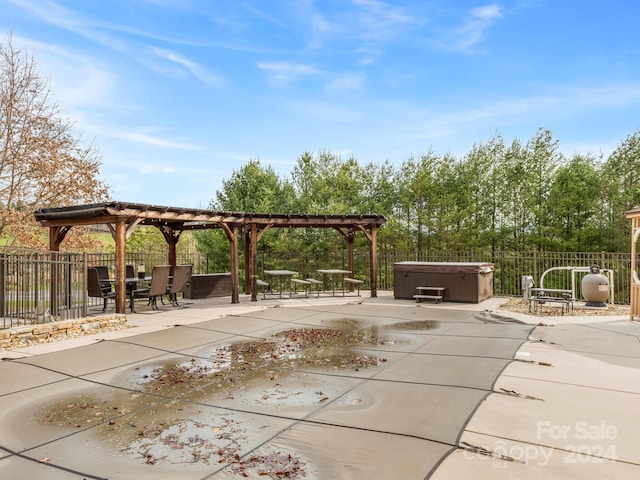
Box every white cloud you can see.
[352,0,418,42]
[287,100,362,123]
[308,12,333,48]
[80,121,204,152]
[243,2,286,27]
[8,36,117,113]
[437,3,504,52]
[151,47,223,86]
[257,61,318,87]
[325,74,365,92]
[121,132,200,151]
[139,164,176,174]
[471,4,503,20]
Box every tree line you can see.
[195,127,640,266]
[2,34,638,258]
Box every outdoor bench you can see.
[528,288,574,315]
[343,277,364,296]
[305,278,323,297]
[529,295,574,315]
[256,279,269,299]
[291,278,312,297]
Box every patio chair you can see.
[166,264,192,306]
[131,265,170,312]
[95,266,112,295]
[87,267,116,312]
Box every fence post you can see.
[0,253,4,318]
[83,252,88,318]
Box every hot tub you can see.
[394,262,494,303]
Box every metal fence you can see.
[1,248,87,328]
[262,248,635,304]
[375,249,634,303]
[1,247,636,329]
[128,248,636,304]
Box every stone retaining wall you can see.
[0,314,127,351]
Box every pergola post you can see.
[158,226,180,275]
[220,223,240,304]
[250,224,258,301]
[369,225,378,298]
[346,230,355,292]
[244,229,251,295]
[114,220,127,313]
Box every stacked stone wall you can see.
[0,315,127,351]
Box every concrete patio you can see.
[1,292,639,479]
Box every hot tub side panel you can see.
[393,262,494,303]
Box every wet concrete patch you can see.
[27,402,301,479]
[25,319,402,476]
[1,305,535,479]
[384,319,437,330]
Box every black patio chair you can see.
[95,265,112,294]
[87,267,116,312]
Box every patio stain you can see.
[33,318,402,474]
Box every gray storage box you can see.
[394,262,494,303]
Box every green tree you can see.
[214,159,293,213]
[524,128,562,248]
[195,159,293,272]
[288,150,372,260]
[546,154,602,250]
[601,129,640,251]
[397,152,443,252]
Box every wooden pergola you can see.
[34,201,386,313]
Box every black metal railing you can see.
[1,247,635,329]
[1,248,87,328]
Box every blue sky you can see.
[2,0,640,208]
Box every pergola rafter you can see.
[34,201,386,313]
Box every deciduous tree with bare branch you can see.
[0,33,109,249]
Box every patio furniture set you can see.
[87,264,192,313]
[258,269,364,299]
